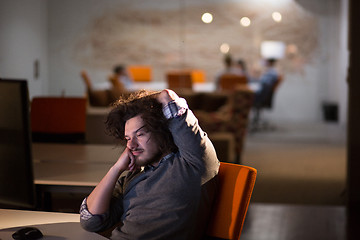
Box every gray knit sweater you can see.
[80,104,220,240]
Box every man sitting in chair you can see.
[254,58,279,106]
[252,58,280,128]
[110,64,133,90]
[80,89,219,239]
[108,64,133,100]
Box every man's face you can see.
[124,115,162,166]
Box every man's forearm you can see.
[86,164,125,215]
[86,146,135,214]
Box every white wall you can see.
[47,0,115,96]
[0,0,48,99]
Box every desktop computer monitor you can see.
[0,79,35,209]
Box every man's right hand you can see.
[157,89,179,107]
[114,148,137,172]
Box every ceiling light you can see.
[272,12,282,22]
[240,17,251,27]
[202,13,213,24]
[220,43,230,54]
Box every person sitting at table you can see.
[215,54,238,86]
[80,89,220,239]
[251,58,280,128]
[215,54,249,90]
[108,64,133,98]
[253,58,279,107]
[234,58,254,82]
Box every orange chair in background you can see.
[191,69,206,83]
[166,71,193,91]
[219,74,248,91]
[31,97,87,143]
[166,69,206,91]
[206,162,257,240]
[127,65,152,82]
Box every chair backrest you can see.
[80,70,93,90]
[31,97,87,143]
[272,74,283,92]
[191,69,206,83]
[206,162,257,240]
[219,74,248,91]
[108,74,127,99]
[264,74,283,109]
[127,65,152,82]
[80,70,114,107]
[166,71,193,90]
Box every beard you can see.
[134,149,164,167]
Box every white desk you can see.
[127,81,258,92]
[128,81,217,92]
[0,209,106,239]
[0,209,79,229]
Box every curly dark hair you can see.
[105,90,178,153]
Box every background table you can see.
[32,143,125,211]
[33,143,125,188]
[33,143,124,164]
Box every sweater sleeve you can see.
[165,97,220,239]
[80,198,111,232]
[80,177,126,232]
[165,97,219,181]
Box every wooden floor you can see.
[243,120,346,205]
[242,203,345,240]
[240,120,347,240]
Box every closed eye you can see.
[136,132,145,137]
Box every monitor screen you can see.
[0,79,35,209]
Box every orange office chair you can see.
[191,69,206,83]
[166,71,193,91]
[31,97,87,143]
[206,162,257,240]
[127,65,152,82]
[219,74,248,91]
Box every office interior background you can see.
[0,0,348,127]
[0,0,353,239]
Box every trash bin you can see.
[322,102,338,122]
